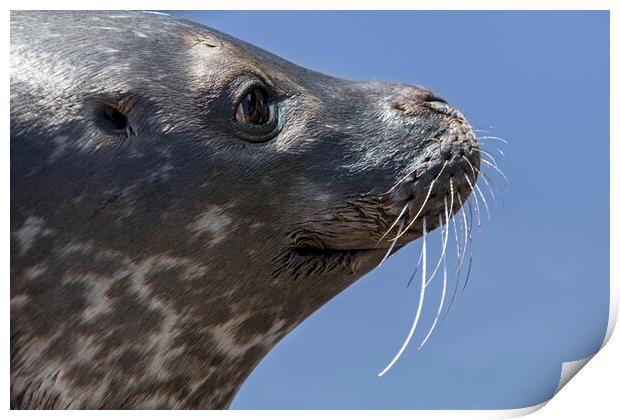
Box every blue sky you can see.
[171,11,610,409]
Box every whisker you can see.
[418,215,449,350]
[471,125,496,134]
[392,161,448,242]
[483,171,505,206]
[383,167,417,195]
[477,170,499,207]
[476,135,509,145]
[473,148,500,168]
[377,202,409,243]
[445,183,459,285]
[481,158,509,185]
[463,254,474,290]
[462,155,478,181]
[449,211,463,308]
[378,220,404,267]
[406,246,424,288]
[478,144,505,159]
[462,202,475,290]
[465,174,491,221]
[448,178,455,220]
[426,201,450,286]
[475,183,491,220]
[465,176,481,228]
[453,192,469,277]
[439,196,468,327]
[378,217,428,377]
[451,202,462,273]
[465,160,504,208]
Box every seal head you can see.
[11,11,479,408]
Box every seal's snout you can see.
[372,84,482,241]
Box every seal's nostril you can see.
[425,92,448,105]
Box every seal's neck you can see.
[170,315,292,409]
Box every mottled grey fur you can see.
[10,11,479,409]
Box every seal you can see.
[10,11,480,409]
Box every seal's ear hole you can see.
[96,104,129,134]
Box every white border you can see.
[4,1,617,417]
[5,1,619,10]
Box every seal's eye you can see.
[235,88,269,125]
[232,85,280,142]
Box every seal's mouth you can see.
[274,245,383,280]
[273,100,497,286]
[275,132,481,280]
[293,246,374,258]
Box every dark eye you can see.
[235,87,269,125]
[232,85,281,142]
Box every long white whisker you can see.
[478,144,505,158]
[384,167,417,195]
[378,217,428,377]
[392,161,448,242]
[482,171,505,206]
[452,204,462,272]
[462,202,475,290]
[465,174,491,221]
[466,161,504,208]
[463,156,497,204]
[439,198,468,328]
[378,203,409,243]
[475,149,500,168]
[449,211,464,308]
[481,158,509,184]
[476,135,508,145]
[462,156,478,181]
[425,200,450,288]
[378,220,404,267]
[464,175,481,228]
[478,170,499,207]
[453,192,469,276]
[419,218,448,350]
[448,178,455,220]
[475,183,491,220]
[406,245,424,288]
[439,224,463,327]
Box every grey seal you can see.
[10,11,480,409]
